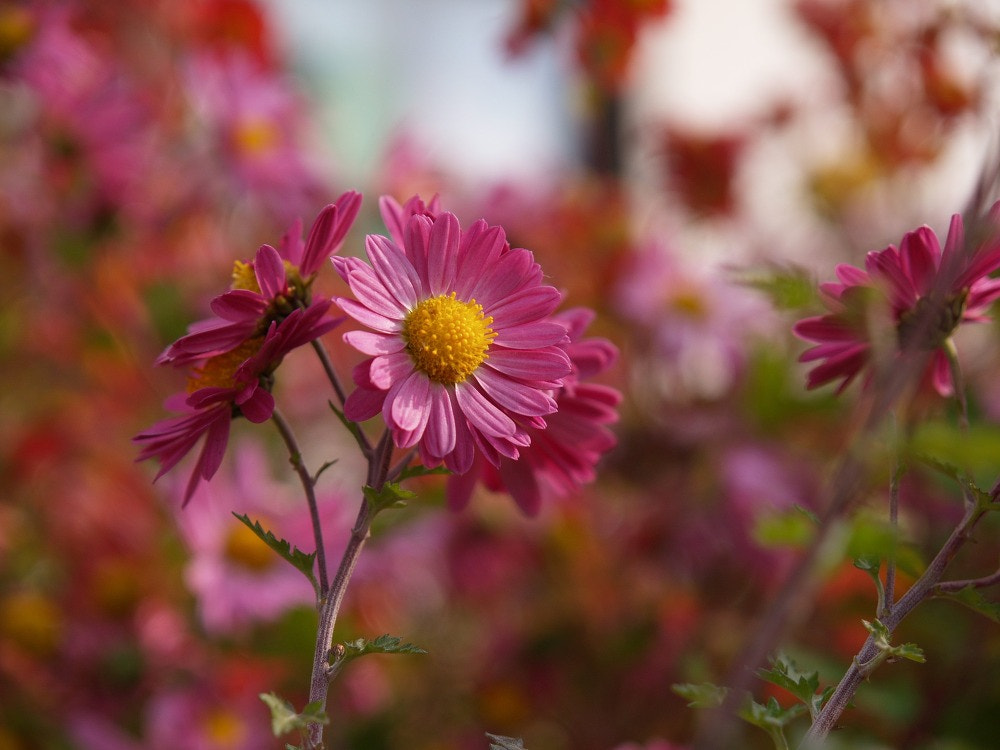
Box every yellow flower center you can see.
[186,337,264,392]
[231,117,279,157]
[222,519,276,572]
[231,260,261,292]
[201,708,247,748]
[402,293,496,384]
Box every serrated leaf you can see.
[894,643,926,663]
[233,514,318,596]
[937,586,1000,623]
[363,482,416,514]
[340,633,427,661]
[672,682,727,708]
[757,653,820,706]
[259,693,328,737]
[487,733,526,750]
[739,696,807,729]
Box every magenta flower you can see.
[446,307,621,515]
[794,207,1000,395]
[135,304,338,503]
[157,190,360,367]
[334,196,572,473]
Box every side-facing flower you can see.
[135,304,338,504]
[334,196,572,474]
[794,206,1000,395]
[446,307,621,515]
[157,190,360,367]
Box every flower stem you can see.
[272,408,329,596]
[305,430,394,750]
[799,499,986,748]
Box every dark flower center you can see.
[896,290,968,351]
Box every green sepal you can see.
[233,514,318,597]
[487,733,526,750]
[259,693,328,737]
[936,585,1000,623]
[672,682,727,708]
[363,482,416,514]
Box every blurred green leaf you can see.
[738,264,818,311]
[909,422,1000,491]
[754,506,817,549]
[232,514,318,597]
[259,693,328,737]
[757,652,821,706]
[672,682,728,708]
[938,586,1000,624]
[740,695,808,729]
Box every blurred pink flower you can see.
[185,52,330,220]
[172,440,353,633]
[615,242,774,403]
[794,207,1000,395]
[447,307,621,515]
[334,195,571,473]
[135,304,338,503]
[157,191,360,367]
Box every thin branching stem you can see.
[272,408,329,596]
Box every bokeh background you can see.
[4,1,1000,748]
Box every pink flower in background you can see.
[335,196,571,473]
[447,307,620,515]
[158,191,360,367]
[185,51,329,219]
[135,304,338,503]
[615,242,774,403]
[794,206,1000,395]
[171,440,353,633]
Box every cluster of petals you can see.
[334,195,573,475]
[135,304,338,503]
[446,307,621,516]
[157,189,360,367]
[794,206,1000,395]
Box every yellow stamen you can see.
[231,118,279,157]
[186,337,264,392]
[231,260,260,293]
[402,293,496,384]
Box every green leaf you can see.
[486,733,526,750]
[737,264,818,311]
[398,463,452,480]
[753,507,816,549]
[363,482,416,514]
[259,693,328,737]
[672,682,728,708]
[862,619,925,663]
[937,585,1000,624]
[757,653,821,706]
[739,696,807,729]
[340,633,427,661]
[233,514,318,596]
[909,422,1000,496]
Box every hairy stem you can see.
[305,430,393,750]
[800,500,986,747]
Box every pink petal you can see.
[453,381,516,438]
[344,384,386,422]
[254,244,286,299]
[343,330,406,356]
[485,347,571,382]
[427,212,461,296]
[472,366,557,417]
[335,297,402,333]
[300,190,362,273]
[365,234,420,309]
[492,321,570,349]
[368,352,414,389]
[389,371,432,432]
[453,220,506,299]
[487,285,562,326]
[423,383,457,458]
[210,290,267,321]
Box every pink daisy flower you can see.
[334,195,572,474]
[446,307,621,516]
[135,304,338,504]
[157,190,360,367]
[794,207,1000,395]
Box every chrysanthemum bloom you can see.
[334,197,572,473]
[446,307,620,515]
[794,207,1000,395]
[135,304,338,503]
[157,190,360,367]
